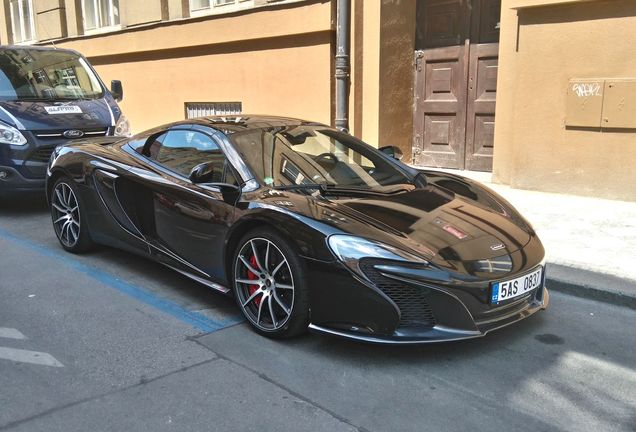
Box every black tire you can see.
[232,228,310,339]
[50,176,95,253]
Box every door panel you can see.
[152,183,232,278]
[419,0,464,48]
[123,128,237,281]
[413,0,500,171]
[414,46,468,169]
[414,0,469,169]
[465,43,498,171]
[477,0,501,44]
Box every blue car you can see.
[0,45,129,198]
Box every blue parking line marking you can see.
[0,227,244,333]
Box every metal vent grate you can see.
[34,127,109,139]
[185,102,242,119]
[359,259,436,329]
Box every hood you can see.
[261,185,533,264]
[331,187,532,262]
[0,99,117,130]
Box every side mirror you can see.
[379,145,404,161]
[110,80,123,102]
[189,162,216,184]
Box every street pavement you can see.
[1,196,635,432]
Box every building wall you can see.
[2,0,333,134]
[349,0,416,152]
[64,0,332,133]
[378,0,416,159]
[0,0,414,153]
[494,0,636,201]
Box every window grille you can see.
[185,102,243,119]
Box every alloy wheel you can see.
[51,182,81,248]
[234,237,295,331]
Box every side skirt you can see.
[162,263,231,295]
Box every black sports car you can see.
[46,116,548,343]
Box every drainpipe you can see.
[335,0,351,132]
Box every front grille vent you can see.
[34,127,108,139]
[359,259,436,328]
[28,146,56,163]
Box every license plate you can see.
[490,267,543,304]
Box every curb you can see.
[545,263,636,311]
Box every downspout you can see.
[335,0,351,132]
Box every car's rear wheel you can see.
[50,177,94,253]
[232,229,309,338]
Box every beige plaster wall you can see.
[35,1,67,41]
[491,3,519,185]
[360,0,381,147]
[92,35,332,132]
[494,0,636,201]
[123,0,165,27]
[48,1,332,133]
[378,0,416,159]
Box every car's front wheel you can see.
[232,229,309,338]
[50,177,94,253]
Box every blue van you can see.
[0,45,129,198]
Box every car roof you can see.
[0,44,77,53]
[0,45,81,57]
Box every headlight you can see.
[0,122,27,146]
[114,114,131,137]
[328,234,426,276]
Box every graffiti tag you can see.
[572,82,602,97]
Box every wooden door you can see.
[413,0,470,170]
[465,0,500,171]
[413,0,500,172]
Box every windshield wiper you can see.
[272,183,331,193]
[9,97,55,102]
[272,183,395,197]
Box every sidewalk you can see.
[429,169,636,309]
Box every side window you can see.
[144,130,229,182]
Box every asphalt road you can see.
[1,197,635,432]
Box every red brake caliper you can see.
[247,255,262,307]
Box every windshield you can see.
[230,124,413,191]
[0,48,104,101]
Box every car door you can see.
[126,127,240,281]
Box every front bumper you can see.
[0,165,46,196]
[309,289,549,344]
[0,127,111,195]
[303,246,549,345]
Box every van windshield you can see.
[0,48,104,101]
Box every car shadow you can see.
[0,193,239,321]
[91,245,239,313]
[290,310,547,362]
[0,194,48,215]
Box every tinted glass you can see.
[0,48,103,101]
[231,125,412,190]
[145,129,230,183]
